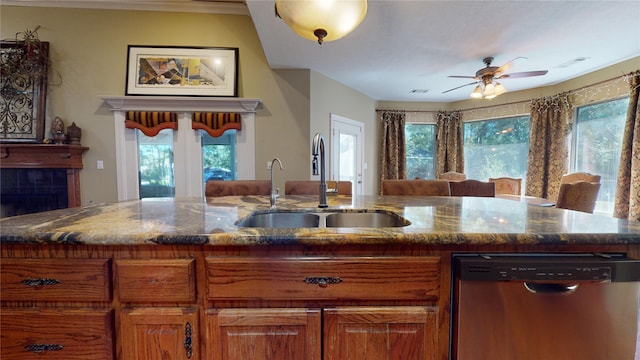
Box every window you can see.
[202,130,237,187]
[463,116,530,186]
[405,123,436,179]
[573,97,629,215]
[103,97,259,201]
[137,129,175,199]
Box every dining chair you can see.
[205,180,271,197]
[560,172,601,184]
[285,180,352,195]
[489,177,522,195]
[555,181,601,213]
[381,179,451,196]
[449,179,496,197]
[438,171,467,181]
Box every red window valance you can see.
[192,112,241,138]
[125,111,178,137]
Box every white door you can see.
[331,114,364,196]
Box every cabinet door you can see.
[324,306,439,360]
[120,307,198,360]
[206,308,321,360]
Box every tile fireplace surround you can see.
[0,144,88,217]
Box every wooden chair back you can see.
[561,172,601,184]
[555,181,601,213]
[438,171,467,181]
[489,177,522,195]
[449,179,496,197]
[205,180,271,197]
[381,179,451,196]
[285,181,352,195]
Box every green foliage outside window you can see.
[575,97,629,214]
[463,116,530,181]
[405,124,436,179]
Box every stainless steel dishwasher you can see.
[452,253,640,360]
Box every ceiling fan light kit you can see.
[275,0,368,45]
[444,56,548,100]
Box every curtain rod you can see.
[376,72,633,113]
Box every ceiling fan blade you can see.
[442,81,480,94]
[496,57,527,74]
[498,70,548,79]
[448,75,477,79]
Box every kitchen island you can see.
[2,195,639,360]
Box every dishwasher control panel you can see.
[496,265,612,281]
[455,254,640,282]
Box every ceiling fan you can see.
[442,57,548,98]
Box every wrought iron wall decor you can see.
[0,39,49,142]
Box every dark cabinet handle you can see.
[24,344,64,353]
[184,322,192,359]
[303,276,343,288]
[20,278,62,287]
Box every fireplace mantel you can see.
[1,144,89,215]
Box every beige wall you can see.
[310,71,377,195]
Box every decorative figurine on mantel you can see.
[67,122,81,145]
[51,116,66,144]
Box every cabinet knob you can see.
[303,276,343,288]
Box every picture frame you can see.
[0,41,48,143]
[125,45,238,97]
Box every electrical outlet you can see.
[97,160,104,169]
[267,161,272,170]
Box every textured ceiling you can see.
[5,0,640,102]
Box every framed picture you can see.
[126,45,238,97]
[0,41,48,143]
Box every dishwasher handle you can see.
[524,282,579,294]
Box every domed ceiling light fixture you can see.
[275,0,368,45]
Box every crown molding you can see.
[2,0,249,15]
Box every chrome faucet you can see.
[312,133,328,208]
[269,158,284,208]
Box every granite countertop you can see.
[1,195,639,246]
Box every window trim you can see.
[101,96,261,201]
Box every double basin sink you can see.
[237,209,411,228]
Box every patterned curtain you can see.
[435,111,463,177]
[125,111,178,137]
[379,111,406,194]
[613,71,640,222]
[192,112,242,138]
[525,94,573,200]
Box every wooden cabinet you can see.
[207,308,321,360]
[115,259,198,360]
[120,307,198,360]
[324,306,438,360]
[205,256,441,360]
[1,308,114,360]
[0,258,114,359]
[1,249,447,359]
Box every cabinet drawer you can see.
[115,259,196,302]
[0,308,114,360]
[206,256,440,301]
[0,258,112,302]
